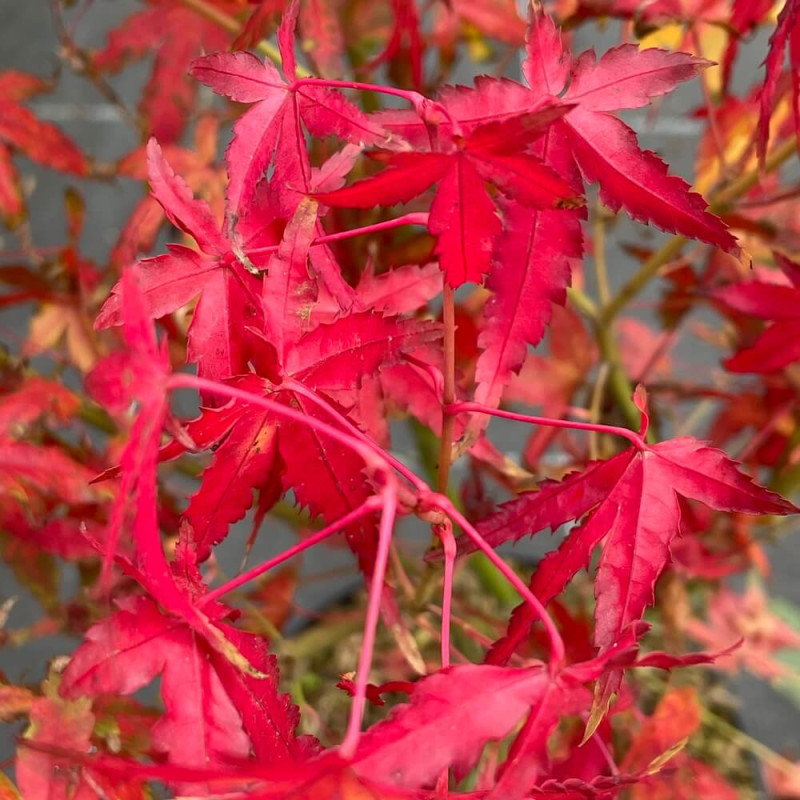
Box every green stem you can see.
[702,708,800,779]
[469,554,520,606]
[413,286,459,608]
[593,206,611,306]
[594,324,652,440]
[567,286,598,320]
[599,235,687,326]
[600,134,799,326]
[280,616,364,659]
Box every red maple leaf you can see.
[60,594,314,770]
[350,662,587,797]
[532,26,728,250]
[0,376,78,433]
[713,259,800,373]
[0,377,100,515]
[190,5,393,220]
[622,687,738,800]
[315,103,582,288]
[756,0,800,166]
[96,139,265,387]
[685,582,800,680]
[0,70,88,227]
[91,0,230,142]
[349,644,645,800]
[474,388,795,674]
[477,9,735,402]
[181,298,440,564]
[17,687,101,800]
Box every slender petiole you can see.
[200,499,383,606]
[447,401,647,451]
[245,213,430,260]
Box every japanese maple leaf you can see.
[61,594,313,771]
[684,583,800,681]
[315,103,582,287]
[713,265,800,373]
[190,3,393,219]
[0,377,99,512]
[0,70,87,175]
[756,0,800,167]
[0,70,87,226]
[175,192,440,564]
[709,384,795,468]
[96,139,264,387]
[111,117,227,268]
[377,9,736,251]
[521,9,737,251]
[17,686,98,800]
[350,663,585,796]
[0,442,100,512]
[0,377,77,438]
[182,304,440,564]
[379,9,732,406]
[350,647,636,799]
[91,0,230,141]
[472,388,795,673]
[622,687,700,776]
[91,272,262,680]
[622,688,738,800]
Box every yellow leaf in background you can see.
[26,302,99,373]
[639,22,684,52]
[639,22,728,95]
[693,23,727,95]
[696,101,759,194]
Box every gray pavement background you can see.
[1,0,799,792]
